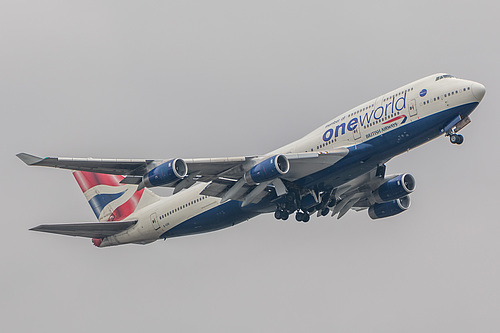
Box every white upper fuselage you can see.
[101,73,485,247]
[271,73,484,155]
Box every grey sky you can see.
[2,1,499,332]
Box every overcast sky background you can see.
[1,1,499,332]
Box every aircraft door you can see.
[353,125,361,140]
[150,213,160,230]
[409,99,417,117]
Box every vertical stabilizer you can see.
[73,171,160,222]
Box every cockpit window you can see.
[435,74,455,81]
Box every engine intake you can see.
[244,154,290,185]
[140,159,188,189]
[374,173,415,203]
[368,196,411,219]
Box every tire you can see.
[456,134,464,145]
[274,210,282,220]
[302,214,310,223]
[281,212,289,220]
[450,134,458,144]
[295,213,303,222]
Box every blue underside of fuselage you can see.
[160,200,261,238]
[295,102,479,189]
[161,102,479,239]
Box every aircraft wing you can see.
[18,151,408,218]
[17,149,350,204]
[16,152,252,180]
[17,149,349,183]
[30,221,137,238]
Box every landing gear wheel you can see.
[450,134,464,145]
[281,212,289,220]
[274,210,282,220]
[302,214,310,223]
[321,208,330,216]
[295,212,304,222]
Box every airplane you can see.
[17,73,486,248]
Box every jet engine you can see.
[244,154,290,185]
[368,196,410,219]
[374,173,415,203]
[139,159,188,189]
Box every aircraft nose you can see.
[471,82,486,102]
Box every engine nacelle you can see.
[244,154,290,185]
[368,196,410,219]
[374,173,415,203]
[140,159,188,188]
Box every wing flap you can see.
[282,148,349,181]
[201,178,251,200]
[30,221,137,238]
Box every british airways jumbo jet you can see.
[18,73,486,247]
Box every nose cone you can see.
[472,82,486,102]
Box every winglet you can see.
[16,153,44,165]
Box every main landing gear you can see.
[274,190,336,223]
[320,208,330,216]
[274,209,289,220]
[295,211,310,222]
[274,208,311,222]
[449,133,464,145]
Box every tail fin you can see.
[73,171,160,222]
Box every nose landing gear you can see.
[444,115,470,145]
[449,133,464,145]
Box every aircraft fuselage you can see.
[98,74,485,247]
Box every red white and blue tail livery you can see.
[18,73,486,247]
[73,171,159,222]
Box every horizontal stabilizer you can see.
[30,221,137,238]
